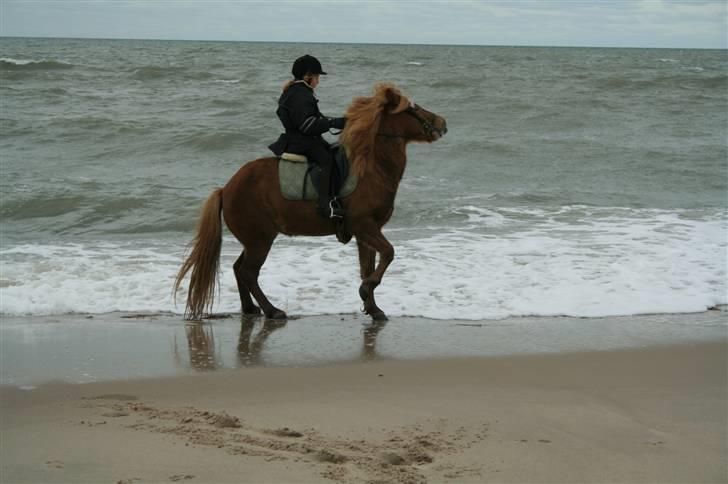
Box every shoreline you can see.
[1,308,726,387]
[1,340,725,483]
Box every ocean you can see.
[1,38,726,320]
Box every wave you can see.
[31,116,151,142]
[593,73,727,91]
[41,87,68,95]
[1,208,725,319]
[129,65,214,81]
[659,72,726,89]
[48,115,120,129]
[210,109,245,117]
[175,131,250,151]
[209,98,247,108]
[337,58,390,68]
[427,79,474,88]
[1,195,87,220]
[0,57,74,70]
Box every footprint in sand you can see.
[90,394,139,401]
[169,475,195,481]
[266,427,304,438]
[102,410,131,418]
[89,399,488,483]
[380,452,406,465]
[315,449,348,464]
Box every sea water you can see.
[1,38,726,320]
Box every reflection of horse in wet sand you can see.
[361,321,387,361]
[176,322,219,371]
[174,83,447,321]
[180,317,383,369]
[237,318,287,367]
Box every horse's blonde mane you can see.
[341,83,409,179]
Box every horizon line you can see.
[1,34,725,51]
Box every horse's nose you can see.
[442,120,448,134]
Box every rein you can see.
[376,106,443,139]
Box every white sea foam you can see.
[406,61,423,66]
[453,205,506,226]
[0,57,71,66]
[1,57,36,65]
[213,79,241,83]
[1,208,725,320]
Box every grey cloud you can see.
[2,0,725,48]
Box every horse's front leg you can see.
[355,230,393,321]
[356,238,384,319]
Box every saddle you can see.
[278,144,358,201]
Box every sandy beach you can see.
[1,316,726,483]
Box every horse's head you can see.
[378,84,447,143]
[341,83,448,180]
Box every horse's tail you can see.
[173,188,224,320]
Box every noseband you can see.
[377,105,443,139]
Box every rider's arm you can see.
[329,117,346,130]
[287,91,345,135]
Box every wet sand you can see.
[2,310,726,386]
[1,333,726,482]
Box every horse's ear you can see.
[383,86,408,114]
[383,86,401,107]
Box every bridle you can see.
[376,104,444,140]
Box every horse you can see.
[173,83,447,321]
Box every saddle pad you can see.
[278,159,358,201]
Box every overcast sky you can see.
[2,0,726,49]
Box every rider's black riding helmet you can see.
[292,55,327,80]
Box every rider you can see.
[268,55,347,219]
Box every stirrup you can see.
[329,198,345,219]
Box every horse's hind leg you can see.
[356,236,389,321]
[233,250,261,316]
[239,237,287,320]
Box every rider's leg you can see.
[308,143,344,219]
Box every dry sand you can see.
[1,340,725,483]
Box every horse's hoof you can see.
[243,305,262,316]
[370,311,388,322]
[267,309,288,320]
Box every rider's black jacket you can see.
[268,81,346,156]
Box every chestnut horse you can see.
[174,83,447,321]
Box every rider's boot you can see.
[316,160,345,219]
